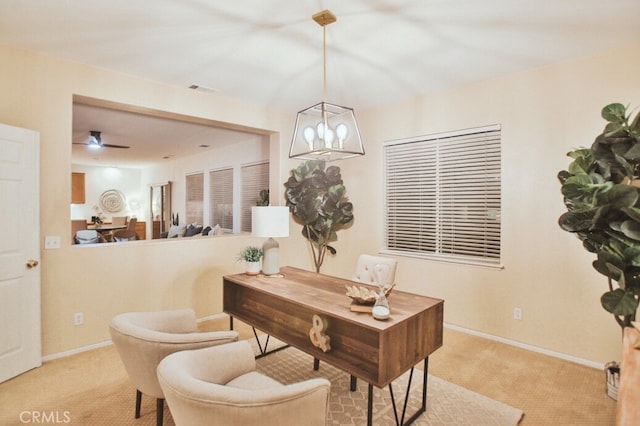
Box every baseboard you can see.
[42,340,112,362]
[41,313,230,362]
[444,322,604,370]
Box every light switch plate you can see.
[44,235,61,249]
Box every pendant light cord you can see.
[322,25,327,103]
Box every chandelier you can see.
[289,10,365,161]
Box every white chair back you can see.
[352,254,397,287]
[75,229,100,244]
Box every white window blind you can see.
[240,161,269,232]
[185,172,204,225]
[383,125,501,266]
[209,168,233,231]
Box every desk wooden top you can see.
[224,266,443,331]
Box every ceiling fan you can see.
[73,130,130,149]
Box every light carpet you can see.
[0,337,523,425]
[255,344,524,425]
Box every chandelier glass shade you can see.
[289,10,364,161]
[290,101,364,161]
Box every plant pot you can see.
[245,261,261,276]
[605,361,620,400]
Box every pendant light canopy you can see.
[289,10,365,161]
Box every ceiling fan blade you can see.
[72,142,130,149]
[101,143,130,149]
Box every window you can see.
[185,172,204,224]
[383,125,501,267]
[240,161,269,232]
[209,168,233,231]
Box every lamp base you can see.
[262,237,280,275]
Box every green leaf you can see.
[558,209,597,232]
[630,110,640,133]
[595,184,638,208]
[621,219,640,241]
[327,184,345,202]
[593,251,625,280]
[624,246,640,267]
[624,142,640,161]
[603,121,626,138]
[622,207,640,222]
[601,288,639,316]
[602,103,627,123]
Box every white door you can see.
[0,123,41,383]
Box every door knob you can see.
[26,259,39,269]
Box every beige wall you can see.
[2,42,639,364]
[349,43,640,364]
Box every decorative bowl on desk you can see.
[345,283,395,305]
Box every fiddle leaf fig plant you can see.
[558,103,640,330]
[284,160,354,272]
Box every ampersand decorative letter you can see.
[309,314,331,352]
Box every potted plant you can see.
[237,246,263,275]
[558,103,640,330]
[558,102,640,399]
[256,189,269,206]
[284,160,354,272]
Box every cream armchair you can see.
[109,309,238,426]
[352,254,397,286]
[157,340,331,426]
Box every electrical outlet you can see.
[74,312,84,326]
[44,235,61,249]
[513,307,522,320]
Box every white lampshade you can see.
[252,206,290,238]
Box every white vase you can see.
[245,261,261,275]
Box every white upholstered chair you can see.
[157,340,331,426]
[352,254,397,287]
[74,229,105,244]
[109,309,239,426]
[71,219,87,243]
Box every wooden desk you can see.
[223,266,443,425]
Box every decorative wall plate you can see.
[100,189,126,213]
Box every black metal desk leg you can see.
[367,383,374,426]
[386,357,430,426]
[422,357,428,412]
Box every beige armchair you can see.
[157,340,331,426]
[109,309,239,426]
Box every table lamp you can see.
[252,206,290,275]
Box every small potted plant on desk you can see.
[237,246,263,275]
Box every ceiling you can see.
[2,1,640,166]
[71,103,264,167]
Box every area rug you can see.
[254,343,524,426]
